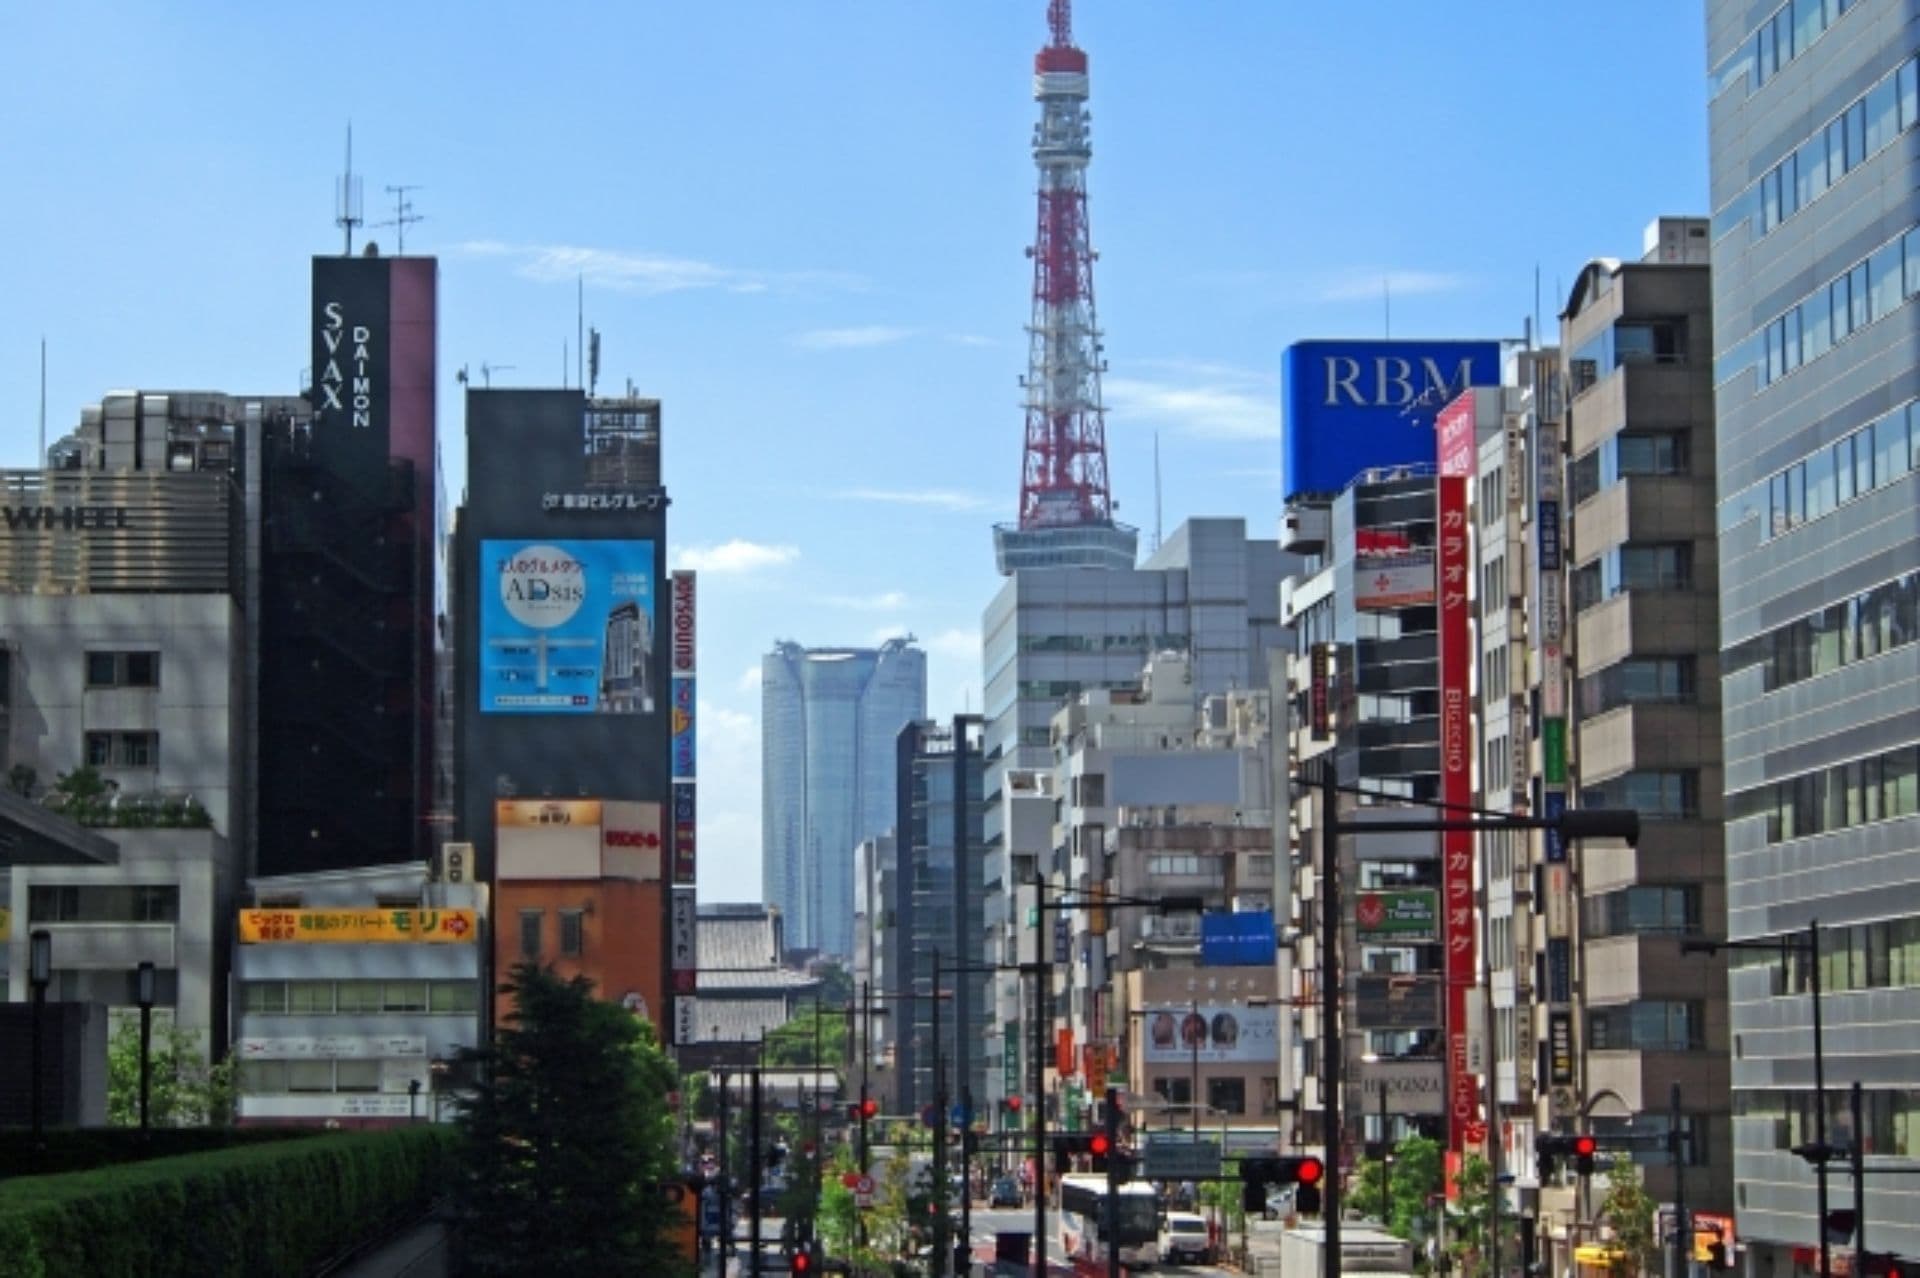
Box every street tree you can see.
[1445,1153,1503,1278]
[1346,1134,1443,1238]
[105,1016,235,1127]
[1597,1153,1659,1276]
[451,963,688,1277]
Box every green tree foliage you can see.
[764,1005,848,1068]
[1346,1134,1443,1238]
[814,961,854,1010]
[105,1017,235,1128]
[450,964,689,1277]
[1597,1153,1659,1276]
[1445,1153,1503,1278]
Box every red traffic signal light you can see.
[861,1098,878,1119]
[791,1251,812,1273]
[1090,1133,1111,1156]
[1571,1136,1597,1158]
[1296,1156,1325,1185]
[1006,1095,1022,1112]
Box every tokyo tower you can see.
[993,0,1138,575]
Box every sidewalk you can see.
[331,1219,450,1278]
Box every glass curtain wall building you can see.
[1707,0,1920,1264]
[762,639,926,960]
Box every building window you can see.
[1152,1077,1193,1105]
[243,982,288,1014]
[1589,885,1703,937]
[1588,1001,1703,1052]
[240,1060,289,1094]
[1576,657,1696,720]
[382,982,428,1013]
[83,731,159,769]
[429,982,481,1014]
[1207,1078,1247,1115]
[560,909,586,958]
[286,981,335,1015]
[287,1061,335,1093]
[85,651,160,689]
[28,884,179,923]
[334,1060,381,1093]
[519,909,544,960]
[336,981,384,1014]
[1580,770,1699,820]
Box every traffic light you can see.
[1533,1133,1599,1179]
[1006,1095,1022,1113]
[1239,1154,1325,1216]
[791,1248,812,1274]
[1824,1209,1859,1242]
[861,1097,878,1119]
[1089,1132,1112,1159]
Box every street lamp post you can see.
[1361,1053,1391,1227]
[1306,764,1639,1278]
[1682,920,1828,1278]
[29,929,52,1149]
[134,960,156,1138]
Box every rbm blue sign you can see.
[1280,340,1504,499]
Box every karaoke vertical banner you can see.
[1435,392,1478,1161]
[668,572,698,1023]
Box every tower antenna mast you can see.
[335,125,364,255]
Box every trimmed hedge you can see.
[0,1127,318,1181]
[0,1127,452,1278]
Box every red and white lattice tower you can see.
[994,0,1137,575]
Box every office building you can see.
[0,389,287,1050]
[881,717,985,1117]
[1707,0,1920,1265]
[452,390,677,1039]
[232,861,482,1127]
[761,639,926,961]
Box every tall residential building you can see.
[258,253,439,878]
[1707,0,1920,1265]
[1558,229,1730,1227]
[761,639,926,960]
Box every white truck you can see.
[1279,1223,1417,1278]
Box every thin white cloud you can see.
[826,591,911,612]
[1314,269,1469,304]
[945,333,998,348]
[1105,369,1278,442]
[832,487,996,513]
[925,628,980,660]
[790,325,915,350]
[736,664,763,694]
[454,240,863,296]
[671,540,799,575]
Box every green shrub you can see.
[0,1128,451,1278]
[0,1127,314,1181]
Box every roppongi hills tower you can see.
[761,638,926,959]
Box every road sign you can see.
[841,1171,861,1189]
[1140,1139,1222,1181]
[951,1102,971,1127]
[855,1174,876,1208]
[921,1105,939,1129]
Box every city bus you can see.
[1057,1173,1158,1269]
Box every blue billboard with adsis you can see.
[480,540,656,714]
[1281,340,1503,500]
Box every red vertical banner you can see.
[1056,1028,1077,1077]
[1435,391,1478,1163]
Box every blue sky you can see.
[1,2,1709,906]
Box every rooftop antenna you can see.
[576,276,585,394]
[479,362,515,388]
[588,328,602,396]
[1534,264,1543,349]
[38,337,47,466]
[335,125,364,256]
[375,184,424,255]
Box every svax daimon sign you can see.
[1280,340,1502,500]
[310,258,390,460]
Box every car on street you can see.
[1159,1212,1213,1265]
[990,1176,1022,1208]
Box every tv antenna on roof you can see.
[376,184,424,255]
[335,125,364,255]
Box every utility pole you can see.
[750,1067,763,1277]
[934,949,949,1278]
[1852,1080,1866,1278]
[1032,871,1049,1278]
[1671,1082,1688,1278]
[1319,762,1342,1278]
